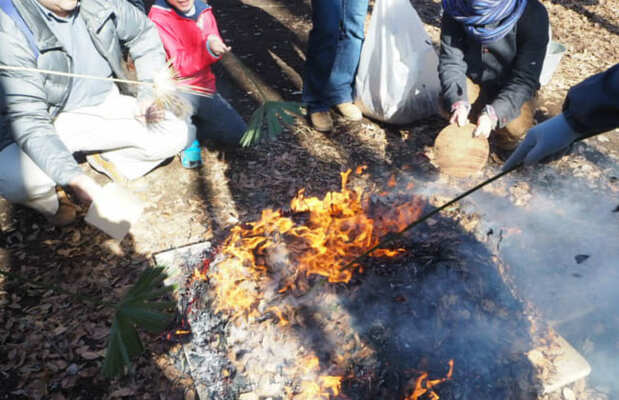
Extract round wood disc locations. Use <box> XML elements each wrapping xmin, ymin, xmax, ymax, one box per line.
<box><xmin>433</xmin><ymin>124</ymin><xmax>489</xmax><ymax>178</ymax></box>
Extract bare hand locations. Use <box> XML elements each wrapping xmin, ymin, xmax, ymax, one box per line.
<box><xmin>67</xmin><ymin>174</ymin><xmax>102</xmax><ymax>205</ymax></box>
<box><xmin>207</xmin><ymin>35</ymin><xmax>231</xmax><ymax>57</ymax></box>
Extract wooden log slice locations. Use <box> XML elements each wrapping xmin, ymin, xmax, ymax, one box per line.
<box><xmin>433</xmin><ymin>124</ymin><xmax>489</xmax><ymax>178</ymax></box>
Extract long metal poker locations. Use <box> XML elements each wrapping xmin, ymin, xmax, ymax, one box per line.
<box><xmin>342</xmin><ymin>163</ymin><xmax>521</xmax><ymax>269</ymax></box>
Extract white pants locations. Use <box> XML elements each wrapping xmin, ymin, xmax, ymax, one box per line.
<box><xmin>0</xmin><ymin>86</ymin><xmax>195</xmax><ymax>215</ymax></box>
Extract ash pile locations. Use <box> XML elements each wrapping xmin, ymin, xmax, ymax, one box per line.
<box><xmin>155</xmin><ymin>169</ymin><xmax>594</xmax><ymax>400</ymax></box>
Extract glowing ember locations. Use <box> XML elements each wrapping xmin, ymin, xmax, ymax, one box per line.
<box><xmin>405</xmin><ymin>360</ymin><xmax>454</xmax><ymax>400</ymax></box>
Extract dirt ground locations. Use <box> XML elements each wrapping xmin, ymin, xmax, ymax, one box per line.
<box><xmin>0</xmin><ymin>0</ymin><xmax>617</xmax><ymax>399</ymax></box>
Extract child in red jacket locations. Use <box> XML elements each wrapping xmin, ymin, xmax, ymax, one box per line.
<box><xmin>149</xmin><ymin>0</ymin><xmax>246</xmax><ymax>146</ymax></box>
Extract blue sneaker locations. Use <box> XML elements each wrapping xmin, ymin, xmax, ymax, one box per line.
<box><xmin>180</xmin><ymin>140</ymin><xmax>202</xmax><ymax>169</ymax></box>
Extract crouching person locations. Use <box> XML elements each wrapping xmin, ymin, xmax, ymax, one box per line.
<box><xmin>0</xmin><ymin>0</ymin><xmax>194</xmax><ymax>226</ymax></box>
<box><xmin>149</xmin><ymin>0</ymin><xmax>247</xmax><ymax>148</ymax></box>
<box><xmin>439</xmin><ymin>0</ymin><xmax>549</xmax><ymax>150</ymax></box>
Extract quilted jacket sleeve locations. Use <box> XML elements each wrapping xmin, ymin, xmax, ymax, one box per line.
<box><xmin>490</xmin><ymin>1</ymin><xmax>548</xmax><ymax>127</ymax></box>
<box><xmin>563</xmin><ymin>63</ymin><xmax>619</xmax><ymax>137</ymax></box>
<box><xmin>111</xmin><ymin>0</ymin><xmax>167</xmax><ymax>94</ymax></box>
<box><xmin>0</xmin><ymin>16</ymin><xmax>82</xmax><ymax>186</ymax></box>
<box><xmin>438</xmin><ymin>15</ymin><xmax>470</xmax><ymax>110</ymax></box>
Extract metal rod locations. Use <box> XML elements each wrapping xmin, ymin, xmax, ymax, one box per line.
<box><xmin>342</xmin><ymin>163</ymin><xmax>521</xmax><ymax>269</ymax></box>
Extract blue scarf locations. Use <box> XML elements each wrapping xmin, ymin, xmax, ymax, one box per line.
<box><xmin>442</xmin><ymin>0</ymin><xmax>528</xmax><ymax>44</ymax></box>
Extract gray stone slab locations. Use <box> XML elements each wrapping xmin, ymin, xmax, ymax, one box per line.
<box><xmin>527</xmin><ymin>334</ymin><xmax>592</xmax><ymax>395</ymax></box>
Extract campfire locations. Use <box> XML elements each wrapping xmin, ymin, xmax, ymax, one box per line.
<box><xmin>209</xmin><ymin>167</ymin><xmax>424</xmax><ymax>316</ymax></box>
<box><xmin>157</xmin><ymin>167</ymin><xmax>550</xmax><ymax>399</ymax></box>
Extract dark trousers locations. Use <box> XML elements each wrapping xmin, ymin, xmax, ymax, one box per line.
<box><xmin>182</xmin><ymin>93</ymin><xmax>247</xmax><ymax>146</ymax></box>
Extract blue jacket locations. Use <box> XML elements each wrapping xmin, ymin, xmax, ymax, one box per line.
<box><xmin>563</xmin><ymin>64</ymin><xmax>619</xmax><ymax>138</ymax></box>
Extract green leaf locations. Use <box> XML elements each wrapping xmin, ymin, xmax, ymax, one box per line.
<box><xmin>240</xmin><ymin>101</ymin><xmax>305</xmax><ymax>147</ymax></box>
<box><xmin>102</xmin><ymin>314</ymin><xmax>142</xmax><ymax>378</ymax></box>
<box><xmin>102</xmin><ymin>266</ymin><xmax>175</xmax><ymax>378</ymax></box>
<box><xmin>240</xmin><ymin>105</ymin><xmax>265</xmax><ymax>147</ymax></box>
<box><xmin>120</xmin><ymin>306</ymin><xmax>173</xmax><ymax>333</ymax></box>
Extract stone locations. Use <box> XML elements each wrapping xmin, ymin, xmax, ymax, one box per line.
<box><xmin>527</xmin><ymin>334</ymin><xmax>591</xmax><ymax>394</ymax></box>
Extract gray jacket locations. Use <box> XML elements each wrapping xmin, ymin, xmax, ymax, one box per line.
<box><xmin>0</xmin><ymin>0</ymin><xmax>167</xmax><ymax>185</ymax></box>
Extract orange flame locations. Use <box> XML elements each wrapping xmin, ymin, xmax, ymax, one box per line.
<box><xmin>406</xmin><ymin>360</ymin><xmax>454</xmax><ymax>400</ymax></box>
<box><xmin>266</xmin><ymin>306</ymin><xmax>290</xmax><ymax>326</ymax></box>
<box><xmin>296</xmin><ymin>355</ymin><xmax>343</xmax><ymax>399</ymax></box>
<box><xmin>194</xmin><ymin>168</ymin><xmax>424</xmax><ymax>400</ymax></box>
<box><xmin>191</xmin><ymin>267</ymin><xmax>208</xmax><ymax>282</ymax></box>
<box><xmin>388</xmin><ymin>174</ymin><xmax>397</xmax><ymax>187</ymax></box>
<box><xmin>209</xmin><ymin>169</ymin><xmax>424</xmax><ymax>317</ymax></box>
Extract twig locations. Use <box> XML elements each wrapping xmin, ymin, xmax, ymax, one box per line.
<box><xmin>0</xmin><ymin>64</ymin><xmax>212</xmax><ymax>98</ymax></box>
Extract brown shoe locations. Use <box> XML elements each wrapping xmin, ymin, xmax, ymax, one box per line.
<box><xmin>310</xmin><ymin>111</ymin><xmax>334</xmax><ymax>132</ymax></box>
<box><xmin>335</xmin><ymin>102</ymin><xmax>362</xmax><ymax>121</ymax></box>
<box><xmin>47</xmin><ymin>189</ymin><xmax>77</xmax><ymax>227</ymax></box>
<box><xmin>87</xmin><ymin>153</ymin><xmax>127</xmax><ymax>183</ymax></box>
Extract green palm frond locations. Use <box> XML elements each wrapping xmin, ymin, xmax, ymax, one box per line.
<box><xmin>102</xmin><ymin>266</ymin><xmax>175</xmax><ymax>378</ymax></box>
<box><xmin>240</xmin><ymin>101</ymin><xmax>305</xmax><ymax>147</ymax></box>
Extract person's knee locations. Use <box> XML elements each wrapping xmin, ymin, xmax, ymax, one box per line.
<box><xmin>143</xmin><ymin>117</ymin><xmax>196</xmax><ymax>159</ymax></box>
<box><xmin>1</xmin><ymin>180</ymin><xmax>56</xmax><ymax>205</ymax></box>
<box><xmin>505</xmin><ymin>101</ymin><xmax>536</xmax><ymax>140</ymax></box>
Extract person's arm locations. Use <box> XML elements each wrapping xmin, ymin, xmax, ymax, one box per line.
<box><xmin>490</xmin><ymin>2</ymin><xmax>548</xmax><ymax>128</ymax></box>
<box><xmin>503</xmin><ymin>64</ymin><xmax>619</xmax><ymax>170</ymax></box>
<box><xmin>438</xmin><ymin>15</ymin><xmax>469</xmax><ymax>112</ymax></box>
<box><xmin>126</xmin><ymin>0</ymin><xmax>146</xmax><ymax>13</ymax></box>
<box><xmin>110</xmin><ymin>0</ymin><xmax>168</xmax><ymax>97</ymax></box>
<box><xmin>0</xmin><ymin>21</ymin><xmax>82</xmax><ymax>186</ymax></box>
<box><xmin>200</xmin><ymin>8</ymin><xmax>230</xmax><ymax>59</ymax></box>
<box><xmin>563</xmin><ymin>63</ymin><xmax>619</xmax><ymax>138</ymax></box>
<box><xmin>149</xmin><ymin>12</ymin><xmax>220</xmax><ymax>79</ymax></box>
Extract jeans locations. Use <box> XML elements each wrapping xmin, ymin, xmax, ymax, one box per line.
<box><xmin>182</xmin><ymin>93</ymin><xmax>247</xmax><ymax>146</ymax></box>
<box><xmin>303</xmin><ymin>0</ymin><xmax>369</xmax><ymax>113</ymax></box>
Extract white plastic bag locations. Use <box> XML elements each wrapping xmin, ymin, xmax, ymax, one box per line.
<box><xmin>539</xmin><ymin>26</ymin><xmax>566</xmax><ymax>86</ymax></box>
<box><xmin>355</xmin><ymin>0</ymin><xmax>440</xmax><ymax>124</ymax></box>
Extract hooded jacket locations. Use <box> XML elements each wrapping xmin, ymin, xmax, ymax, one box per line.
<box><xmin>563</xmin><ymin>63</ymin><xmax>619</xmax><ymax>138</ymax></box>
<box><xmin>439</xmin><ymin>0</ymin><xmax>549</xmax><ymax>127</ymax></box>
<box><xmin>0</xmin><ymin>0</ymin><xmax>167</xmax><ymax>185</ymax></box>
<box><xmin>148</xmin><ymin>0</ymin><xmax>223</xmax><ymax>93</ymax></box>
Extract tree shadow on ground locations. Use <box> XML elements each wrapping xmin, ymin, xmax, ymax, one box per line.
<box><xmin>551</xmin><ymin>0</ymin><xmax>619</xmax><ymax>35</ymax></box>
<box><xmin>211</xmin><ymin>0</ymin><xmax>308</xmax><ymax>105</ymax></box>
